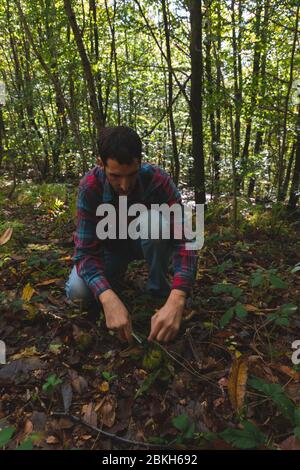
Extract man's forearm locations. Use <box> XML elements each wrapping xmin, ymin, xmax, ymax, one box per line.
<box><xmin>99</xmin><ymin>288</ymin><xmax>118</xmax><ymax>305</ymax></box>
<box><xmin>167</xmin><ymin>289</ymin><xmax>187</xmax><ymax>306</ymax></box>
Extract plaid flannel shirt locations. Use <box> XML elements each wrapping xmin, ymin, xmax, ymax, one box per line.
<box><xmin>73</xmin><ymin>163</ymin><xmax>198</xmax><ymax>299</ymax></box>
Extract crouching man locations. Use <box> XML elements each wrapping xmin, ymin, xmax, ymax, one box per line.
<box><xmin>66</xmin><ymin>126</ymin><xmax>198</xmax><ymax>343</ymax></box>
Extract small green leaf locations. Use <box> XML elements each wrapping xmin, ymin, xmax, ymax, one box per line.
<box><xmin>268</xmin><ymin>273</ymin><xmax>287</xmax><ymax>289</ymax></box>
<box><xmin>235</xmin><ymin>303</ymin><xmax>248</xmax><ymax>319</ymax></box>
<box><xmin>220</xmin><ymin>420</ymin><xmax>267</xmax><ymax>449</ymax></box>
<box><xmin>220</xmin><ymin>307</ymin><xmax>235</xmax><ymax>328</ymax></box>
<box><xmin>0</xmin><ymin>427</ymin><xmax>15</xmax><ymax>447</ymax></box>
<box><xmin>172</xmin><ymin>414</ymin><xmax>190</xmax><ymax>432</ymax></box>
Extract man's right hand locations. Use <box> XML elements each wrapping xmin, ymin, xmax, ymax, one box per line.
<box><xmin>99</xmin><ymin>289</ymin><xmax>132</xmax><ymax>343</ymax></box>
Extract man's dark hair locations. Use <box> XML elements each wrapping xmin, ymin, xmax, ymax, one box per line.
<box><xmin>98</xmin><ymin>126</ymin><xmax>142</xmax><ymax>165</ymax></box>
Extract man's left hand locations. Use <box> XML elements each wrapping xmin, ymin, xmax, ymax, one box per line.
<box><xmin>148</xmin><ymin>290</ymin><xmax>186</xmax><ymax>343</ymax></box>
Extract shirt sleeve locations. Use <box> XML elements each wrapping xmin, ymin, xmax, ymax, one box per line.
<box><xmin>152</xmin><ymin>167</ymin><xmax>199</xmax><ymax>295</ymax></box>
<box><xmin>73</xmin><ymin>185</ymin><xmax>111</xmax><ymax>299</ymax></box>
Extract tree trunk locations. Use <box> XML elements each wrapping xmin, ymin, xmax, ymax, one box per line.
<box><xmin>288</xmin><ymin>105</ymin><xmax>300</xmax><ymax>210</ymax></box>
<box><xmin>277</xmin><ymin>3</ymin><xmax>299</xmax><ymax>201</ymax></box>
<box><xmin>161</xmin><ymin>0</ymin><xmax>180</xmax><ymax>185</ymax></box>
<box><xmin>189</xmin><ymin>0</ymin><xmax>205</xmax><ymax>204</ymax></box>
<box><xmin>64</xmin><ymin>0</ymin><xmax>104</xmax><ymax>139</ymax></box>
<box><xmin>240</xmin><ymin>0</ymin><xmax>262</xmax><ymax>188</ymax></box>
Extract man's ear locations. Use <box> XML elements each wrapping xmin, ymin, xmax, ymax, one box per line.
<box><xmin>97</xmin><ymin>157</ymin><xmax>104</xmax><ymax>170</ymax></box>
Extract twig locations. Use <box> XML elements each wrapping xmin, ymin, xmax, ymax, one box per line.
<box><xmin>51</xmin><ymin>412</ymin><xmax>173</xmax><ymax>449</ymax></box>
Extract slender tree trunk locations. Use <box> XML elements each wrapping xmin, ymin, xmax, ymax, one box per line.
<box><xmin>277</xmin><ymin>3</ymin><xmax>299</xmax><ymax>201</ymax></box>
<box><xmin>240</xmin><ymin>0</ymin><xmax>262</xmax><ymax>188</ymax></box>
<box><xmin>288</xmin><ymin>104</ymin><xmax>300</xmax><ymax>210</ymax></box>
<box><xmin>104</xmin><ymin>0</ymin><xmax>121</xmax><ymax>125</ymax></box>
<box><xmin>64</xmin><ymin>0</ymin><xmax>104</xmax><ymax>138</ymax></box>
<box><xmin>248</xmin><ymin>0</ymin><xmax>270</xmax><ymax>198</ymax></box>
<box><xmin>16</xmin><ymin>0</ymin><xmax>87</xmax><ymax>172</ymax></box>
<box><xmin>0</xmin><ymin>105</ymin><xmax>5</xmax><ymax>170</ymax></box>
<box><xmin>204</xmin><ymin>0</ymin><xmax>218</xmax><ymax>196</ymax></box>
<box><xmin>231</xmin><ymin>0</ymin><xmax>242</xmax><ymax>192</ymax></box>
<box><xmin>189</xmin><ymin>0</ymin><xmax>205</xmax><ymax>204</ymax></box>
<box><xmin>161</xmin><ymin>0</ymin><xmax>180</xmax><ymax>184</ymax></box>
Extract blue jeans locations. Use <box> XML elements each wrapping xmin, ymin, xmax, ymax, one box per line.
<box><xmin>65</xmin><ymin>209</ymin><xmax>173</xmax><ymax>306</ymax></box>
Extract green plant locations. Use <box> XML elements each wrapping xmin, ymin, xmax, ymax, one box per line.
<box><xmin>250</xmin><ymin>268</ymin><xmax>287</xmax><ymax>292</ymax></box>
<box><xmin>249</xmin><ymin>376</ymin><xmax>300</xmax><ymax>437</ymax></box>
<box><xmin>0</xmin><ymin>427</ymin><xmax>15</xmax><ymax>448</ymax></box>
<box><xmin>220</xmin><ymin>420</ymin><xmax>267</xmax><ymax>449</ymax></box>
<box><xmin>102</xmin><ymin>371</ymin><xmax>117</xmax><ymax>383</ymax></box>
<box><xmin>42</xmin><ymin>374</ymin><xmax>62</xmax><ymax>393</ymax></box>
<box><xmin>172</xmin><ymin>414</ymin><xmax>196</xmax><ymax>444</ymax></box>
<box><xmin>268</xmin><ymin>303</ymin><xmax>298</xmax><ymax>327</ymax></box>
<box><xmin>220</xmin><ymin>302</ymin><xmax>248</xmax><ymax>328</ymax></box>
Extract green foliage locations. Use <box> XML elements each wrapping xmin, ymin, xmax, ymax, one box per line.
<box><xmin>268</xmin><ymin>303</ymin><xmax>298</xmax><ymax>327</ymax></box>
<box><xmin>220</xmin><ymin>302</ymin><xmax>248</xmax><ymax>328</ymax></box>
<box><xmin>220</xmin><ymin>420</ymin><xmax>267</xmax><ymax>449</ymax></box>
<box><xmin>249</xmin><ymin>376</ymin><xmax>297</xmax><ymax>424</ymax></box>
<box><xmin>0</xmin><ymin>427</ymin><xmax>15</xmax><ymax>448</ymax></box>
<box><xmin>250</xmin><ymin>268</ymin><xmax>288</xmax><ymax>292</ymax></box>
<box><xmin>42</xmin><ymin>374</ymin><xmax>62</xmax><ymax>393</ymax></box>
<box><xmin>102</xmin><ymin>371</ymin><xmax>117</xmax><ymax>383</ymax></box>
<box><xmin>212</xmin><ymin>282</ymin><xmax>242</xmax><ymax>299</ymax></box>
<box><xmin>172</xmin><ymin>414</ymin><xmax>196</xmax><ymax>442</ymax></box>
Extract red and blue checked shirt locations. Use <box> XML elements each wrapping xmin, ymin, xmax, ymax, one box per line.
<box><xmin>73</xmin><ymin>162</ymin><xmax>198</xmax><ymax>299</ymax></box>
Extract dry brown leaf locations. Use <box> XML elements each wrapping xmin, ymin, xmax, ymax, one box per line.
<box><xmin>82</xmin><ymin>402</ymin><xmax>97</xmax><ymax>427</ymax></box>
<box><xmin>271</xmin><ymin>364</ymin><xmax>300</xmax><ymax>382</ymax></box>
<box><xmin>279</xmin><ymin>436</ymin><xmax>300</xmax><ymax>450</ymax></box>
<box><xmin>0</xmin><ymin>227</ymin><xmax>13</xmax><ymax>245</ymax></box>
<box><xmin>69</xmin><ymin>369</ymin><xmax>88</xmax><ymax>395</ymax></box>
<box><xmin>35</xmin><ymin>278</ymin><xmax>62</xmax><ymax>287</ymax></box>
<box><xmin>97</xmin><ymin>396</ymin><xmax>116</xmax><ymax>428</ymax></box>
<box><xmin>46</xmin><ymin>435</ymin><xmax>59</xmax><ymax>445</ymax></box>
<box><xmin>244</xmin><ymin>304</ymin><xmax>258</xmax><ymax>312</ymax></box>
<box><xmin>228</xmin><ymin>357</ymin><xmax>248</xmax><ymax>412</ymax></box>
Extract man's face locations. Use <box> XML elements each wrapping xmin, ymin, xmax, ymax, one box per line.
<box><xmin>99</xmin><ymin>158</ymin><xmax>140</xmax><ymax>196</ymax></box>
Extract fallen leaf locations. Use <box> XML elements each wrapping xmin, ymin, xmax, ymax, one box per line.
<box><xmin>11</xmin><ymin>346</ymin><xmax>39</xmax><ymax>361</ymax></box>
<box><xmin>0</xmin><ymin>358</ymin><xmax>45</xmax><ymax>385</ymax></box>
<box><xmin>22</xmin><ymin>283</ymin><xmax>36</xmax><ymax>302</ymax></box>
<box><xmin>228</xmin><ymin>357</ymin><xmax>248</xmax><ymax>412</ymax></box>
<box><xmin>0</xmin><ymin>227</ymin><xmax>13</xmax><ymax>245</ymax></box>
<box><xmin>61</xmin><ymin>382</ymin><xmax>73</xmax><ymax>413</ymax></box>
<box><xmin>99</xmin><ymin>381</ymin><xmax>109</xmax><ymax>393</ymax></box>
<box><xmin>244</xmin><ymin>304</ymin><xmax>258</xmax><ymax>312</ymax></box>
<box><xmin>23</xmin><ymin>304</ymin><xmax>38</xmax><ymax>321</ymax></box>
<box><xmin>279</xmin><ymin>436</ymin><xmax>300</xmax><ymax>450</ymax></box>
<box><xmin>46</xmin><ymin>435</ymin><xmax>59</xmax><ymax>445</ymax></box>
<box><xmin>96</xmin><ymin>396</ymin><xmax>116</xmax><ymax>428</ymax></box>
<box><xmin>271</xmin><ymin>364</ymin><xmax>300</xmax><ymax>382</ymax></box>
<box><xmin>35</xmin><ymin>278</ymin><xmax>62</xmax><ymax>287</ymax></box>
<box><xmin>69</xmin><ymin>369</ymin><xmax>88</xmax><ymax>395</ymax></box>
<box><xmin>82</xmin><ymin>403</ymin><xmax>97</xmax><ymax>427</ymax></box>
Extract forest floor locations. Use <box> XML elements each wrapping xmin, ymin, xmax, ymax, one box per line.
<box><xmin>0</xmin><ymin>183</ymin><xmax>300</xmax><ymax>450</ymax></box>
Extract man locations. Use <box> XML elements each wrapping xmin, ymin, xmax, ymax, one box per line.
<box><xmin>66</xmin><ymin>126</ymin><xmax>198</xmax><ymax>343</ymax></box>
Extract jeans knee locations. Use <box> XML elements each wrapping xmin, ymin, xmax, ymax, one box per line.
<box><xmin>65</xmin><ymin>267</ymin><xmax>93</xmax><ymax>302</ymax></box>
